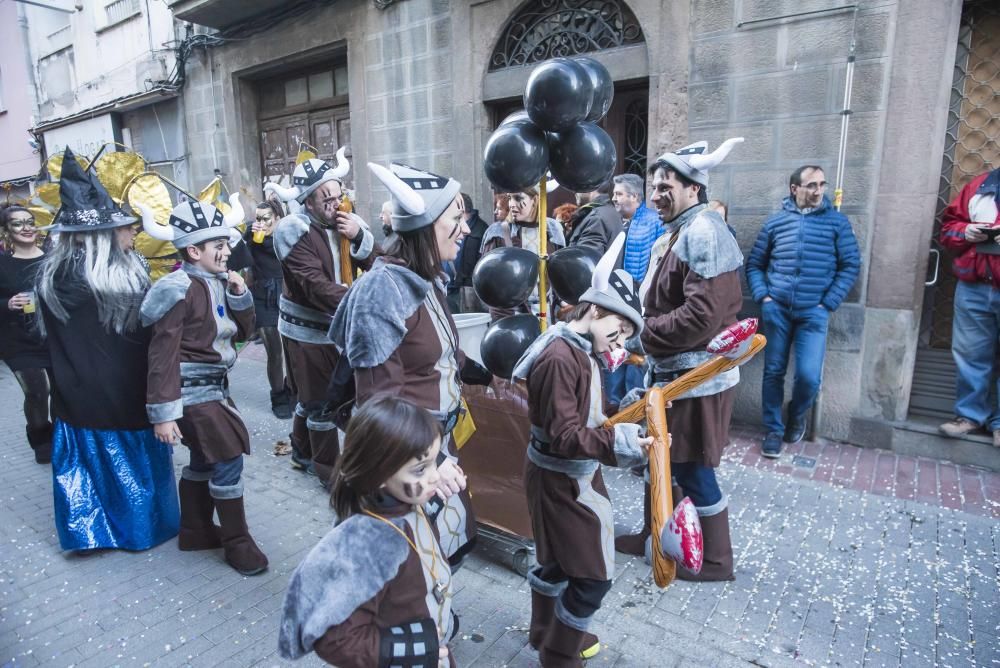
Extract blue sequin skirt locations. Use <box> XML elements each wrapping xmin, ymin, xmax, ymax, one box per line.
<box><xmin>52</xmin><ymin>420</ymin><xmax>180</xmax><ymax>551</ymax></box>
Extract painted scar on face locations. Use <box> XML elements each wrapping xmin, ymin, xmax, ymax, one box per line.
<box><xmin>403</xmin><ymin>482</ymin><xmax>424</xmax><ymax>499</ymax></box>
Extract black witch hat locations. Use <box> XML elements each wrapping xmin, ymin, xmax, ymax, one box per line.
<box><xmin>42</xmin><ymin>147</ymin><xmax>136</xmax><ymax>232</ymax></box>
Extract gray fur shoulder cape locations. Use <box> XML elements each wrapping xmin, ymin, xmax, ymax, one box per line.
<box><xmin>278</xmin><ymin>514</ymin><xmax>410</xmax><ymax>659</ymax></box>
<box><xmin>139</xmin><ymin>268</ymin><xmax>191</xmax><ymax>327</ymax></box>
<box><xmin>328</xmin><ymin>257</ymin><xmax>434</xmax><ymax>368</ymax></box>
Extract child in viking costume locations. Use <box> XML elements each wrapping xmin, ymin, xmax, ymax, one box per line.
<box><xmin>616</xmin><ymin>139</ymin><xmax>744</xmax><ymax>582</ymax></box>
<box><xmin>511</xmin><ymin>235</ymin><xmax>650</xmax><ymax>667</ymax></box>
<box><xmin>264</xmin><ymin>148</ymin><xmax>376</xmax><ymax>484</ymax></box>
<box><xmin>481</xmin><ymin>178</ymin><xmax>565</xmax><ymax>321</ymax></box>
<box><xmin>34</xmin><ymin>148</ymin><xmax>180</xmax><ymax>551</ymax></box>
<box><xmin>279</xmin><ymin>396</ymin><xmax>458</xmax><ymax>667</ymax></box>
<box><xmin>329</xmin><ymin>162</ymin><xmax>493</xmax><ymax>568</ymax></box>
<box><xmin>137</xmin><ymin>196</ymin><xmax>269</xmax><ymax>576</ymax></box>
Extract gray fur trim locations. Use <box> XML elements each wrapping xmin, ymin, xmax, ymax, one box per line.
<box><xmin>278</xmin><ymin>295</ymin><xmax>333</xmax><ymax>345</ymax></box>
<box><xmin>139</xmin><ymin>269</ymin><xmax>190</xmax><ymax>326</ymax></box>
<box><xmin>555</xmin><ymin>595</ymin><xmax>594</xmax><ymax>632</ymax></box>
<box><xmin>671</xmin><ymin>208</ymin><xmax>743</xmax><ymax>279</ymax></box>
<box><xmin>278</xmin><ymin>515</ymin><xmax>411</xmax><ymax>659</ymax></box>
<box><xmin>209</xmin><ymin>479</ymin><xmax>244</xmax><ymax>500</ymax></box>
<box><xmin>306</xmin><ymin>417</ymin><xmax>336</xmax><ymax>432</ymax></box>
<box><xmin>181</xmin><ymin>466</ymin><xmax>213</xmax><ymax>482</ymax></box>
<box><xmin>173</xmin><ymin>227</ymin><xmax>231</xmax><ymax>249</ymax></box>
<box><xmin>695</xmin><ymin>494</ymin><xmax>728</xmax><ymax>517</ymax></box>
<box><xmin>180</xmin><ymin>362</ymin><xmax>230</xmax><ymax>406</ymax></box>
<box><xmin>226</xmin><ymin>288</ymin><xmax>253</xmax><ymax>311</ymax></box>
<box><xmin>273</xmin><ymin>213</ymin><xmax>311</xmax><ymax>261</ymax></box>
<box><xmin>526</xmin><ymin>442</ymin><xmax>599</xmax><ymax>477</ymax></box>
<box><xmin>527</xmin><ymin>566</ymin><xmax>568</xmax><ymax>598</ymax></box>
<box><xmin>147</xmin><ymin>399</ymin><xmax>183</xmax><ymax>424</ymax></box>
<box><xmin>294</xmin><ymin>402</ymin><xmax>308</xmax><ymax>418</ymax></box>
<box><xmin>511</xmin><ymin>322</ymin><xmax>590</xmax><ymax>381</ymax></box>
<box><xmin>350</xmin><ymin>225</ymin><xmax>375</xmax><ymax>260</ymax></box>
<box><xmin>328</xmin><ymin>258</ymin><xmax>433</xmax><ymax>368</ymax></box>
<box><xmin>612</xmin><ymin>423</ymin><xmax>647</xmax><ymax>469</ymax></box>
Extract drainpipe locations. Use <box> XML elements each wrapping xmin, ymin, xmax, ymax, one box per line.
<box><xmin>17</xmin><ymin>2</ymin><xmax>43</xmax><ymax>171</ymax></box>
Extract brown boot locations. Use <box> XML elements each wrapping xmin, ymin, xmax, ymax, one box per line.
<box><xmin>675</xmin><ymin>507</ymin><xmax>734</xmax><ymax>582</ymax></box>
<box><xmin>177</xmin><ymin>472</ymin><xmax>222</xmax><ymax>551</ymax></box>
<box><xmin>213</xmin><ymin>491</ymin><xmax>268</xmax><ymax>576</ymax></box>
<box><xmin>614</xmin><ymin>483</ymin><xmax>650</xmax><ymax>556</ymax></box>
<box><xmin>529</xmin><ymin>590</ymin><xmax>555</xmax><ymax>650</ymax></box>
<box><xmin>289</xmin><ymin>411</ymin><xmax>311</xmax><ymax>470</ymax></box>
<box><xmin>308</xmin><ymin>422</ymin><xmax>340</xmax><ymax>488</ymax></box>
<box><xmin>540</xmin><ymin>617</ymin><xmax>587</xmax><ymax>668</ymax></box>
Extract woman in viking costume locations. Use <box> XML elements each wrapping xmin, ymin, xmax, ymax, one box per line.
<box><xmin>279</xmin><ymin>397</ymin><xmax>459</xmax><ymax>666</ymax></box>
<box><xmin>137</xmin><ymin>193</ymin><xmax>269</xmax><ymax>576</ymax></box>
<box><xmin>511</xmin><ymin>235</ymin><xmax>650</xmax><ymax>666</ymax></box>
<box><xmin>34</xmin><ymin>148</ymin><xmax>179</xmax><ymax>551</ymax></box>
<box><xmin>329</xmin><ymin>162</ymin><xmax>493</xmax><ymax>568</ymax></box>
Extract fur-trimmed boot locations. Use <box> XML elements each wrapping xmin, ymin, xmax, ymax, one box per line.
<box><xmin>614</xmin><ymin>483</ymin><xmax>650</xmax><ymax>556</ymax></box>
<box><xmin>540</xmin><ymin>617</ymin><xmax>589</xmax><ymax>668</ymax></box>
<box><xmin>675</xmin><ymin>507</ymin><xmax>734</xmax><ymax>582</ymax></box>
<box><xmin>307</xmin><ymin>420</ymin><xmax>340</xmax><ymax>488</ymax></box>
<box><xmin>270</xmin><ymin>386</ymin><xmax>293</xmax><ymax>420</ymax></box>
<box><xmin>212</xmin><ymin>485</ymin><xmax>268</xmax><ymax>576</ymax></box>
<box><xmin>26</xmin><ymin>423</ymin><xmax>53</xmax><ymax>465</ymax></box>
<box><xmin>177</xmin><ymin>469</ymin><xmax>222</xmax><ymax>551</ymax></box>
<box><xmin>289</xmin><ymin>408</ymin><xmax>311</xmax><ymax>471</ymax></box>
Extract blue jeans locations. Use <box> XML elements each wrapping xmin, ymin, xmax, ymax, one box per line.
<box><xmin>603</xmin><ymin>364</ymin><xmax>646</xmax><ymax>410</ymax></box>
<box><xmin>951</xmin><ymin>280</ymin><xmax>1000</xmax><ymax>429</ymax></box>
<box><xmin>672</xmin><ymin>462</ymin><xmax>723</xmax><ymax>510</ymax></box>
<box><xmin>188</xmin><ymin>449</ymin><xmax>244</xmax><ymax>488</ymax></box>
<box><xmin>760</xmin><ymin>299</ymin><xmax>830</xmax><ymax>434</ymax></box>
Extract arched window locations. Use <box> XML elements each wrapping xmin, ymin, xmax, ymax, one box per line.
<box><xmin>489</xmin><ymin>0</ymin><xmax>644</xmax><ymax>71</ymax></box>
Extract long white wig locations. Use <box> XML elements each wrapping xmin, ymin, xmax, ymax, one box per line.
<box><xmin>35</xmin><ymin>228</ymin><xmax>151</xmax><ymax>336</ymax></box>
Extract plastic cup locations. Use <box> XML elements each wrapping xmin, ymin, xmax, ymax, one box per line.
<box><xmin>253</xmin><ymin>230</ymin><xmax>266</xmax><ymax>244</ymax></box>
<box><xmin>22</xmin><ymin>292</ymin><xmax>35</xmax><ymax>314</ymax></box>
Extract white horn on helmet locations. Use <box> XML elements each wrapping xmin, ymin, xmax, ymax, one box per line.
<box><xmin>222</xmin><ymin>193</ymin><xmax>245</xmax><ymax>228</ymax></box>
<box><xmin>137</xmin><ymin>203</ymin><xmax>175</xmax><ymax>241</ymax></box>
<box><xmin>263</xmin><ymin>181</ymin><xmax>300</xmax><ymax>203</ymax></box>
<box><xmin>330</xmin><ymin>146</ymin><xmax>350</xmax><ymax>180</ymax></box>
<box><xmin>368</xmin><ymin>162</ymin><xmax>425</xmax><ymax>215</ymax></box>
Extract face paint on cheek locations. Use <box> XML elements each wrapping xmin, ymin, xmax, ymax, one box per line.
<box><xmin>403</xmin><ymin>482</ymin><xmax>424</xmax><ymax>499</ymax></box>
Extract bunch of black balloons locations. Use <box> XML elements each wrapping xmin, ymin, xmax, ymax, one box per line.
<box><xmin>484</xmin><ymin>56</ymin><xmax>616</xmax><ymax>194</ymax></box>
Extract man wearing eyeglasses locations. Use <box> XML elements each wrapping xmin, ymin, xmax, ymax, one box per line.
<box><xmin>746</xmin><ymin>165</ymin><xmax>860</xmax><ymax>458</ymax></box>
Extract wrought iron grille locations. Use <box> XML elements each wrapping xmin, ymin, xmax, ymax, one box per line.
<box><xmin>623</xmin><ymin>98</ymin><xmax>647</xmax><ymax>177</ymax></box>
<box><xmin>489</xmin><ymin>0</ymin><xmax>644</xmax><ymax>71</ymax></box>
<box><xmin>921</xmin><ymin>0</ymin><xmax>1000</xmax><ymax>350</ymax></box>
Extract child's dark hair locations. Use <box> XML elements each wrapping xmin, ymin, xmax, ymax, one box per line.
<box><xmin>179</xmin><ymin>240</ymin><xmax>209</xmax><ymax>263</ymax></box>
<box><xmin>566</xmin><ymin>301</ymin><xmax>618</xmax><ymax>322</ymax></box>
<box><xmin>330</xmin><ymin>396</ymin><xmax>442</xmax><ymax>521</ymax></box>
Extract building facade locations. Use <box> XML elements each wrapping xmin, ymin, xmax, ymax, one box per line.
<box><xmin>163</xmin><ymin>0</ymin><xmax>998</xmax><ymax>465</ymax></box>
<box><xmin>0</xmin><ymin>0</ymin><xmax>42</xmax><ymax>199</ymax></box>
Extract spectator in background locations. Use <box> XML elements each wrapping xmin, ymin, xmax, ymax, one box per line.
<box><xmin>937</xmin><ymin>167</ymin><xmax>1000</xmax><ymax>447</ymax></box>
<box><xmin>567</xmin><ymin>179</ymin><xmax>623</xmax><ymax>254</ymax></box>
<box><xmin>494</xmin><ymin>192</ymin><xmax>510</xmax><ymax>223</ymax></box>
<box><xmin>746</xmin><ymin>165</ymin><xmax>860</xmax><ymax>458</ymax></box>
<box><xmin>553</xmin><ymin>202</ymin><xmax>578</xmax><ymax>237</ymax></box>
<box><xmin>450</xmin><ymin>193</ymin><xmax>489</xmax><ymax>313</ymax></box>
<box><xmin>379</xmin><ymin>200</ymin><xmax>399</xmax><ymax>250</ymax></box>
<box><xmin>708</xmin><ymin>199</ymin><xmax>728</xmax><ymax>221</ymax></box>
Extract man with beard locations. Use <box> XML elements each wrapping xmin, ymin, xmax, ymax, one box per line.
<box><xmin>264</xmin><ymin>148</ymin><xmax>376</xmax><ymax>486</ymax></box>
<box><xmin>614</xmin><ymin>139</ymin><xmax>745</xmax><ymax>582</ymax></box>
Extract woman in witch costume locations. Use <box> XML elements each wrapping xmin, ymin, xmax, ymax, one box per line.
<box><xmin>329</xmin><ymin>161</ymin><xmax>493</xmax><ymax>568</ymax></box>
<box><xmin>34</xmin><ymin>148</ymin><xmax>179</xmax><ymax>552</ymax></box>
<box><xmin>279</xmin><ymin>396</ymin><xmax>458</xmax><ymax>666</ymax></box>
<box><xmin>511</xmin><ymin>235</ymin><xmax>651</xmax><ymax>667</ymax></box>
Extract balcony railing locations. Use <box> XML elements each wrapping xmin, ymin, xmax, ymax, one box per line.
<box><xmin>104</xmin><ymin>0</ymin><xmax>140</xmax><ymax>27</ymax></box>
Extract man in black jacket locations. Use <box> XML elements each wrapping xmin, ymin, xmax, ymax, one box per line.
<box><xmin>567</xmin><ymin>179</ymin><xmax>624</xmax><ymax>254</ymax></box>
<box><xmin>449</xmin><ymin>192</ymin><xmax>489</xmax><ymax>312</ymax></box>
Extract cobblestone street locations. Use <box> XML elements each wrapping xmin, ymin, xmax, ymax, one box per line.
<box><xmin>1</xmin><ymin>351</ymin><xmax>998</xmax><ymax>667</ymax></box>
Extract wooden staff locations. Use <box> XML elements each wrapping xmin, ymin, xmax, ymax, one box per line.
<box><xmin>338</xmin><ymin>197</ymin><xmax>355</xmax><ymax>287</ymax></box>
<box><xmin>537</xmin><ymin>177</ymin><xmax>548</xmax><ymax>332</ymax></box>
<box><xmin>603</xmin><ymin>333</ymin><xmax>767</xmax><ymax>588</ymax></box>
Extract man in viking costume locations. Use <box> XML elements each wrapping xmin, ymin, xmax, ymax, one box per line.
<box><xmin>265</xmin><ymin>148</ymin><xmax>376</xmax><ymax>484</ymax></box>
<box><xmin>137</xmin><ymin>196</ymin><xmax>269</xmax><ymax>575</ymax></box>
<box><xmin>615</xmin><ymin>139</ymin><xmax>745</xmax><ymax>582</ymax></box>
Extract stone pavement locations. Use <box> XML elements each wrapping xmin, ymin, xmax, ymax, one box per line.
<box><xmin>1</xmin><ymin>350</ymin><xmax>998</xmax><ymax>667</ymax></box>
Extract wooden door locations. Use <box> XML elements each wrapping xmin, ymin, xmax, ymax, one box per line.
<box><xmin>259</xmin><ymin>106</ymin><xmax>351</xmax><ymax>186</ymax></box>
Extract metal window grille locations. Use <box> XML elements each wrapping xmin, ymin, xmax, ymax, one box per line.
<box><xmin>105</xmin><ymin>0</ymin><xmax>140</xmax><ymax>26</ymax></box>
<box><xmin>489</xmin><ymin>0</ymin><xmax>643</xmax><ymax>71</ymax></box>
<box><xmin>623</xmin><ymin>98</ymin><xmax>648</xmax><ymax>178</ymax></box>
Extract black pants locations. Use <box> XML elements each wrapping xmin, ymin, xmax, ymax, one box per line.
<box><xmin>258</xmin><ymin>326</ymin><xmax>285</xmax><ymax>393</ymax></box>
<box><xmin>12</xmin><ymin>367</ymin><xmax>51</xmax><ymax>444</ymax></box>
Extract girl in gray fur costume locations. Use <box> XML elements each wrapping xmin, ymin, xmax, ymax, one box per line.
<box><xmin>279</xmin><ymin>397</ymin><xmax>458</xmax><ymax>667</ymax></box>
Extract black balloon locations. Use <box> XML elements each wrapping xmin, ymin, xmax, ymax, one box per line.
<box><xmin>480</xmin><ymin>314</ymin><xmax>542</xmax><ymax>380</ymax></box>
<box><xmin>499</xmin><ymin>110</ymin><xmax>531</xmax><ymax>127</ymax></box>
<box><xmin>574</xmin><ymin>56</ymin><xmax>614</xmax><ymax>122</ymax></box>
<box><xmin>473</xmin><ymin>246</ymin><xmax>540</xmax><ymax>309</ymax></box>
<box><xmin>548</xmin><ymin>122</ymin><xmax>618</xmax><ymax>193</ymax></box>
<box><xmin>483</xmin><ymin>121</ymin><xmax>549</xmax><ymax>193</ymax></box>
<box><xmin>523</xmin><ymin>58</ymin><xmax>593</xmax><ymax>133</ymax></box>
<box><xmin>547</xmin><ymin>245</ymin><xmax>602</xmax><ymax>305</ymax></box>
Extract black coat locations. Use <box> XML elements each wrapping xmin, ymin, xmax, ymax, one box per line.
<box><xmin>453</xmin><ymin>210</ymin><xmax>490</xmax><ymax>288</ymax></box>
<box><xmin>566</xmin><ymin>196</ymin><xmax>624</xmax><ymax>254</ymax></box>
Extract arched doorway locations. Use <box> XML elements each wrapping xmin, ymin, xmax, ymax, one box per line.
<box><xmin>482</xmin><ymin>0</ymin><xmax>650</xmax><ymax>212</ymax></box>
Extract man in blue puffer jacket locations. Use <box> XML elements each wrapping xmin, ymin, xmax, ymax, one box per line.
<box><xmin>746</xmin><ymin>165</ymin><xmax>860</xmax><ymax>458</ymax></box>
